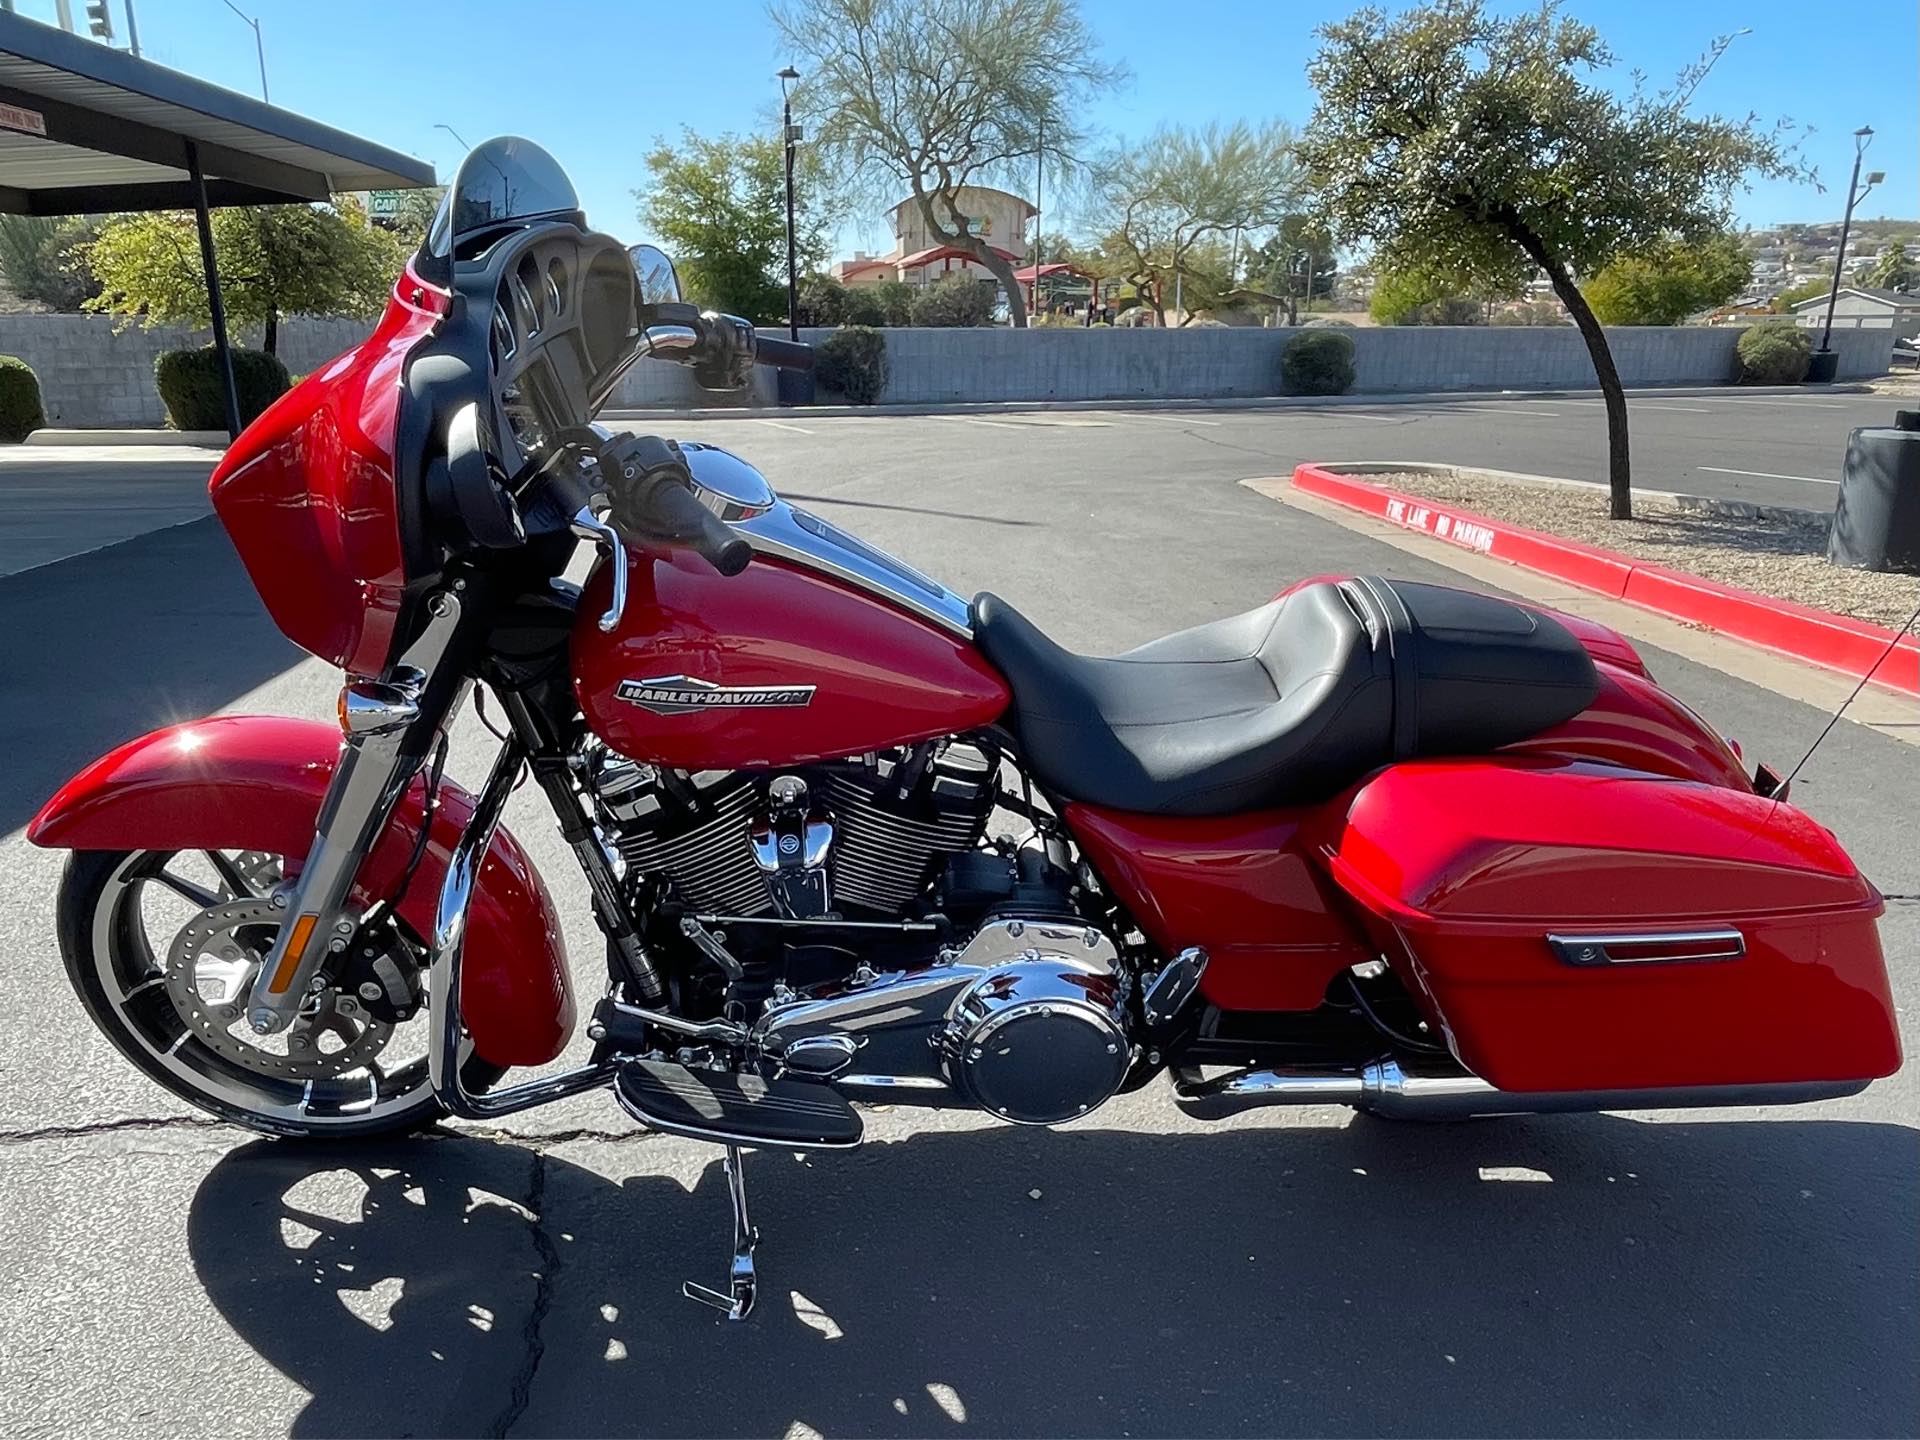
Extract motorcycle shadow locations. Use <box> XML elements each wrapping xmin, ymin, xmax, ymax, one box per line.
<box><xmin>187</xmin><ymin>1110</ymin><xmax>1920</xmax><ymax>1439</ymax></box>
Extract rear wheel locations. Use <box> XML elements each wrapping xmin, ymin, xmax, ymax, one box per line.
<box><xmin>58</xmin><ymin>848</ymin><xmax>501</xmax><ymax>1138</ymax></box>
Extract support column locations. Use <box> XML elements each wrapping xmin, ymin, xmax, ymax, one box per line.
<box><xmin>186</xmin><ymin>140</ymin><xmax>242</xmax><ymax>440</ymax></box>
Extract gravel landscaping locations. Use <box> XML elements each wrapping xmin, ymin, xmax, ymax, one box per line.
<box><xmin>1357</xmin><ymin>467</ymin><xmax>1920</xmax><ymax>630</ymax></box>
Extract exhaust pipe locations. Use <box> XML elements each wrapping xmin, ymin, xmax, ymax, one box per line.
<box><xmin>1172</xmin><ymin>1058</ymin><xmax>1866</xmax><ymax>1122</ymax></box>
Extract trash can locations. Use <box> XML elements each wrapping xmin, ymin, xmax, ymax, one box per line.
<box><xmin>776</xmin><ymin>367</ymin><xmax>816</xmax><ymax>407</ymax></box>
<box><xmin>1806</xmin><ymin>349</ymin><xmax>1840</xmax><ymax>384</ymax></box>
<box><xmin>1829</xmin><ymin>413</ymin><xmax>1920</xmax><ymax>574</ymax></box>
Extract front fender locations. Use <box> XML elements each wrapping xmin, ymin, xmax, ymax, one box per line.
<box><xmin>29</xmin><ymin>716</ymin><xmax>574</xmax><ymax>1068</ymax></box>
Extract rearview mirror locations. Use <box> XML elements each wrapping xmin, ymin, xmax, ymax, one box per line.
<box><xmin>630</xmin><ymin>244</ymin><xmax>683</xmax><ymax>305</ymax></box>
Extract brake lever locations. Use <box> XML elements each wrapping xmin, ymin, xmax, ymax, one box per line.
<box><xmin>569</xmin><ymin>506</ymin><xmax>628</xmax><ymax>632</ymax></box>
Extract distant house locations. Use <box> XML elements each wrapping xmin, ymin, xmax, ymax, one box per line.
<box><xmin>1790</xmin><ymin>286</ymin><xmax>1920</xmax><ymax>343</ymax></box>
<box><xmin>829</xmin><ymin>184</ymin><xmax>1037</xmax><ymax>291</ymax></box>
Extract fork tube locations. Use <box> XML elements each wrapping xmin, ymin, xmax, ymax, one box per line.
<box><xmin>495</xmin><ymin>688</ymin><xmax>667</xmax><ymax>1003</ymax></box>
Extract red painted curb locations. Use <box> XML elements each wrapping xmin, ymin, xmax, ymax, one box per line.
<box><xmin>1292</xmin><ymin>464</ymin><xmax>1918</xmax><ymax>698</ymax></box>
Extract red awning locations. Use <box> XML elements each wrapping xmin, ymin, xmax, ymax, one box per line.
<box><xmin>1013</xmin><ymin>262</ymin><xmax>1094</xmax><ymax>283</ymax></box>
<box><xmin>897</xmin><ymin>243</ymin><xmax>1019</xmax><ymax>269</ymax></box>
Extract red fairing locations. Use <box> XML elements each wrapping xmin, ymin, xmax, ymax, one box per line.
<box><xmin>27</xmin><ymin>716</ymin><xmax>573</xmax><ymax>1068</ymax></box>
<box><xmin>574</xmin><ymin>550</ymin><xmax>1010</xmax><ymax>770</ymax></box>
<box><xmin>1514</xmin><ymin>657</ymin><xmax>1752</xmax><ymax>789</ymax></box>
<box><xmin>1065</xmin><ymin>802</ymin><xmax>1370</xmax><ymax>1010</ymax></box>
<box><xmin>1314</xmin><ymin>757</ymin><xmax>1899</xmax><ymax>1091</ymax></box>
<box><xmin>208</xmin><ymin>264</ymin><xmax>449</xmax><ymax>676</ymax></box>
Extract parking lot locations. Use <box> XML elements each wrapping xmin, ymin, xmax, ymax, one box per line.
<box><xmin>1</xmin><ymin>400</ymin><xmax>1915</xmax><ymax>1437</ymax></box>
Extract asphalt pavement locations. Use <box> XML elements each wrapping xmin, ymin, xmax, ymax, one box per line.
<box><xmin>0</xmin><ymin>405</ymin><xmax>1914</xmax><ymax>1437</ymax></box>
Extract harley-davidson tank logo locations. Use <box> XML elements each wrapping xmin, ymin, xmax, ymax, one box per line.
<box><xmin>616</xmin><ymin>675</ymin><xmax>817</xmax><ymax>716</ymax></box>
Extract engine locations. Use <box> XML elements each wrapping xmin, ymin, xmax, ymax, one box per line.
<box><xmin>585</xmin><ymin>738</ymin><xmax>1139</xmax><ymax>1124</ymax></box>
<box><xmin>587</xmin><ymin>739</ymin><xmax>1000</xmax><ymax>923</ymax></box>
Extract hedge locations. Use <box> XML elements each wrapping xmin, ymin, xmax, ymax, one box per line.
<box><xmin>154</xmin><ymin>346</ymin><xmax>291</xmax><ymax>431</ymax></box>
<box><xmin>815</xmin><ymin>326</ymin><xmax>888</xmax><ymax>404</ymax></box>
<box><xmin>1735</xmin><ymin>320</ymin><xmax>1812</xmax><ymax>386</ymax></box>
<box><xmin>0</xmin><ymin>355</ymin><xmax>46</xmax><ymax>442</ymax></box>
<box><xmin>1281</xmin><ymin>329</ymin><xmax>1356</xmax><ymax>395</ymax></box>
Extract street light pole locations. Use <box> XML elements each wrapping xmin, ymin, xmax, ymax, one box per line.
<box><xmin>220</xmin><ymin>0</ymin><xmax>267</xmax><ymax>102</ymax></box>
<box><xmin>1820</xmin><ymin>127</ymin><xmax>1881</xmax><ymax>355</ymax></box>
<box><xmin>778</xmin><ymin>66</ymin><xmax>801</xmax><ymax>342</ymax></box>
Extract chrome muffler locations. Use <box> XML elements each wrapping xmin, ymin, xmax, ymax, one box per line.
<box><xmin>1171</xmin><ymin>1058</ymin><xmax>1866</xmax><ymax>1121</ymax></box>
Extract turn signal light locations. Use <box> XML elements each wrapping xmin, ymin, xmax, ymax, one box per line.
<box><xmin>339</xmin><ymin>679</ymin><xmax>421</xmax><ymax>737</ymax></box>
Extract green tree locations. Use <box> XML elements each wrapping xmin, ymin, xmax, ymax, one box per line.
<box><xmin>636</xmin><ymin>129</ymin><xmax>835</xmax><ymax>321</ymax></box>
<box><xmin>1584</xmin><ymin>232</ymin><xmax>1753</xmax><ymax>324</ymax></box>
<box><xmin>1252</xmin><ymin>215</ymin><xmax>1338</xmax><ymax>322</ymax></box>
<box><xmin>0</xmin><ymin>214</ymin><xmax>102</xmax><ymax>311</ymax></box>
<box><xmin>1771</xmin><ymin>274</ymin><xmax>1832</xmax><ymax>312</ymax></box>
<box><xmin>1857</xmin><ymin>241</ymin><xmax>1916</xmax><ymax>291</ymax></box>
<box><xmin>1370</xmin><ymin>257</ymin><xmax>1526</xmax><ymax>324</ymax></box>
<box><xmin>1095</xmin><ymin>122</ymin><xmax>1300</xmax><ymax>326</ymax></box>
<box><xmin>85</xmin><ymin>201</ymin><xmax>404</xmax><ymax>355</ymax></box>
<box><xmin>773</xmin><ymin>0</ymin><xmax>1122</xmax><ymax>327</ymax></box>
<box><xmin>1298</xmin><ymin>1</ymin><xmax>1803</xmax><ymax>518</ymax></box>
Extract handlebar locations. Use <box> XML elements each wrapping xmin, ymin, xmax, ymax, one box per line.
<box><xmin>631</xmin><ymin>473</ymin><xmax>753</xmax><ymax>577</ymax></box>
<box><xmin>752</xmin><ymin>334</ymin><xmax>815</xmax><ymax>371</ymax></box>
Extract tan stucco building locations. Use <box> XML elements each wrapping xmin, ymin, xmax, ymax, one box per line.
<box><xmin>833</xmin><ymin>185</ymin><xmax>1036</xmax><ymax>288</ymax></box>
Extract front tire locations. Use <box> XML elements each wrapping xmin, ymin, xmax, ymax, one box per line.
<box><xmin>57</xmin><ymin>848</ymin><xmax>502</xmax><ymax>1139</ymax></box>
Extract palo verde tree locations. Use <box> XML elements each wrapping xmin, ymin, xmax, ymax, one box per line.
<box><xmin>85</xmin><ymin>200</ymin><xmax>404</xmax><ymax>355</ymax></box>
<box><xmin>1857</xmin><ymin>241</ymin><xmax>1916</xmax><ymax>292</ymax></box>
<box><xmin>1298</xmin><ymin>1</ymin><xmax>1805</xmax><ymax>518</ymax></box>
<box><xmin>636</xmin><ymin>129</ymin><xmax>837</xmax><ymax>321</ymax></box>
<box><xmin>1096</xmin><ymin>121</ymin><xmax>1300</xmax><ymax>326</ymax></box>
<box><xmin>772</xmin><ymin>0</ymin><xmax>1121</xmax><ymax>327</ymax></box>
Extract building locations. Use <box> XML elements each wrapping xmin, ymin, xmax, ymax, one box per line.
<box><xmin>831</xmin><ymin>184</ymin><xmax>1035</xmax><ymax>289</ymax></box>
<box><xmin>1790</xmin><ymin>286</ymin><xmax>1920</xmax><ymax>343</ymax></box>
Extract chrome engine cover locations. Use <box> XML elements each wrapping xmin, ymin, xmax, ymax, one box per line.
<box><xmin>753</xmin><ymin>916</ymin><xmax>1131</xmax><ymax>1124</ymax></box>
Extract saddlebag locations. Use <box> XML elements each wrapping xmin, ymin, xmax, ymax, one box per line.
<box><xmin>1313</xmin><ymin>756</ymin><xmax>1900</xmax><ymax>1092</ymax></box>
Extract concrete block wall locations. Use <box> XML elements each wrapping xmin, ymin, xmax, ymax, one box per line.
<box><xmin>0</xmin><ymin>314</ymin><xmax>371</xmax><ymax>427</ymax></box>
<box><xmin>0</xmin><ymin>313</ymin><xmax>1895</xmax><ymax>424</ymax></box>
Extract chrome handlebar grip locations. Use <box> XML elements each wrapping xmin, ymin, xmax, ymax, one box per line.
<box><xmin>637</xmin><ymin>322</ymin><xmax>701</xmax><ymax>358</ymax></box>
<box><xmin>570</xmin><ymin>505</ymin><xmax>628</xmax><ymax>633</ymax></box>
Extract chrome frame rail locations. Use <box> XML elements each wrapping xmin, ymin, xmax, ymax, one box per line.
<box><xmin>427</xmin><ymin>734</ymin><xmax>616</xmax><ymax>1119</ymax></box>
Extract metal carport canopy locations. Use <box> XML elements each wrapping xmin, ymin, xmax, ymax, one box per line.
<box><xmin>0</xmin><ymin>10</ymin><xmax>435</xmax><ymax>435</ymax></box>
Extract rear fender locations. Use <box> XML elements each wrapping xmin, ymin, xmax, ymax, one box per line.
<box><xmin>28</xmin><ymin>716</ymin><xmax>574</xmax><ymax>1068</ymax></box>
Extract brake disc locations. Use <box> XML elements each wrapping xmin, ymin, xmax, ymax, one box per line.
<box><xmin>165</xmin><ymin>897</ymin><xmax>394</xmax><ymax>1080</ymax></box>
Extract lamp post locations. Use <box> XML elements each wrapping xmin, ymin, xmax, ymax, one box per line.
<box><xmin>220</xmin><ymin>0</ymin><xmax>267</xmax><ymax>102</ymax></box>
<box><xmin>1818</xmin><ymin>127</ymin><xmax>1883</xmax><ymax>363</ymax></box>
<box><xmin>778</xmin><ymin>66</ymin><xmax>801</xmax><ymax>342</ymax></box>
<box><xmin>434</xmin><ymin>122</ymin><xmax>471</xmax><ymax>151</ymax></box>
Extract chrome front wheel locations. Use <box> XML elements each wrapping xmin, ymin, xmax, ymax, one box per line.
<box><xmin>58</xmin><ymin>848</ymin><xmax>499</xmax><ymax>1138</ymax></box>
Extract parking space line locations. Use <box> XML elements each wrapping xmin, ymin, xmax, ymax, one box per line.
<box><xmin>1450</xmin><ymin>404</ymin><xmax>1562</xmax><ymax>418</ymax></box>
<box><xmin>1697</xmin><ymin>465</ymin><xmax>1836</xmax><ymax>485</ymax></box>
<box><xmin>1106</xmin><ymin>411</ymin><xmax>1222</xmax><ymax>428</ymax></box>
<box><xmin>759</xmin><ymin>420</ymin><xmax>815</xmax><ymax>434</ymax></box>
<box><xmin>1562</xmin><ymin>399</ymin><xmax>1712</xmax><ymax>413</ymax></box>
<box><xmin>1708</xmin><ymin>397</ymin><xmax>1850</xmax><ymax>409</ymax></box>
<box><xmin>938</xmin><ymin>415</ymin><xmax>1030</xmax><ymax>430</ymax></box>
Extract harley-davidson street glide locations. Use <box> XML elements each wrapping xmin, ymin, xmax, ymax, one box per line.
<box><xmin>30</xmin><ymin>140</ymin><xmax>1900</xmax><ymax>1319</ymax></box>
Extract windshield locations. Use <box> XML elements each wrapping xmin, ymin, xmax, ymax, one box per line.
<box><xmin>425</xmin><ymin>137</ymin><xmax>582</xmax><ymax>259</ymax></box>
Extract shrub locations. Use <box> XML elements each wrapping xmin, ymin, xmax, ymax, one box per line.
<box><xmin>1281</xmin><ymin>329</ymin><xmax>1356</xmax><ymax>396</ymax></box>
<box><xmin>795</xmin><ymin>273</ymin><xmax>851</xmax><ymax>327</ymax></box>
<box><xmin>909</xmin><ymin>275</ymin><xmax>996</xmax><ymax>327</ymax></box>
<box><xmin>815</xmin><ymin>326</ymin><xmax>887</xmax><ymax>404</ymax></box>
<box><xmin>873</xmin><ymin>280</ymin><xmax>915</xmax><ymax>327</ymax></box>
<box><xmin>1735</xmin><ymin>320</ymin><xmax>1812</xmax><ymax>385</ymax></box>
<box><xmin>0</xmin><ymin>355</ymin><xmax>46</xmax><ymax>442</ymax></box>
<box><xmin>154</xmin><ymin>346</ymin><xmax>290</xmax><ymax>431</ymax></box>
<box><xmin>842</xmin><ymin>286</ymin><xmax>887</xmax><ymax>327</ymax></box>
<box><xmin>0</xmin><ymin>214</ymin><xmax>101</xmax><ymax>311</ymax></box>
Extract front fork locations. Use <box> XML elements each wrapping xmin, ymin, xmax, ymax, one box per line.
<box><xmin>245</xmin><ymin>588</ymin><xmax>471</xmax><ymax>1035</ymax></box>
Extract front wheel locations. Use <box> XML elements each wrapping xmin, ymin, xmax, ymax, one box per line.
<box><xmin>57</xmin><ymin>848</ymin><xmax>501</xmax><ymax>1139</ymax></box>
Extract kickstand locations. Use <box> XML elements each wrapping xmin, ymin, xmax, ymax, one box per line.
<box><xmin>683</xmin><ymin>1145</ymin><xmax>759</xmax><ymax>1321</ymax></box>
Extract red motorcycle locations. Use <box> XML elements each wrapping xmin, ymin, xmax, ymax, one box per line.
<box><xmin>30</xmin><ymin>141</ymin><xmax>1899</xmax><ymax>1319</ymax></box>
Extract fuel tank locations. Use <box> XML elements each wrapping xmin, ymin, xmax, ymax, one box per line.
<box><xmin>573</xmin><ymin>447</ymin><xmax>1009</xmax><ymax>770</ymax></box>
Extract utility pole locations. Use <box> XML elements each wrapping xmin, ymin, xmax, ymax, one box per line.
<box><xmin>778</xmin><ymin>67</ymin><xmax>801</xmax><ymax>341</ymax></box>
<box><xmin>1820</xmin><ymin>126</ymin><xmax>1882</xmax><ymax>357</ymax></box>
<box><xmin>1032</xmin><ymin>116</ymin><xmax>1042</xmax><ymax>318</ymax></box>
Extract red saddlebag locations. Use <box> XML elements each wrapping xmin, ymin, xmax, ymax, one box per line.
<box><xmin>1313</xmin><ymin>757</ymin><xmax>1900</xmax><ymax>1092</ymax></box>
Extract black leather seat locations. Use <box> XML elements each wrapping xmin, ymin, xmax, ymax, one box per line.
<box><xmin>972</xmin><ymin>576</ymin><xmax>1600</xmax><ymax>816</ymax></box>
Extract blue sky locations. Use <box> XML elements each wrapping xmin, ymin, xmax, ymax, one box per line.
<box><xmin>41</xmin><ymin>0</ymin><xmax>1920</xmax><ymax>254</ymax></box>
